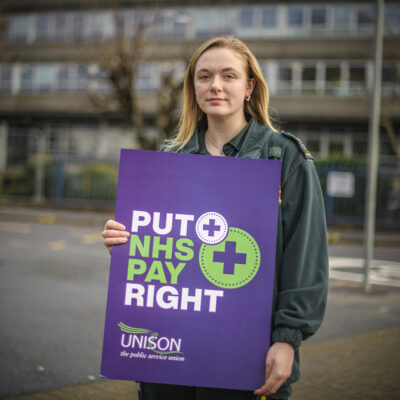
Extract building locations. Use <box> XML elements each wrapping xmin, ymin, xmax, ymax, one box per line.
<box><xmin>0</xmin><ymin>0</ymin><xmax>399</xmax><ymax>220</ymax></box>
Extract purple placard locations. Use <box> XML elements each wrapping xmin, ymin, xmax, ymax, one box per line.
<box><xmin>101</xmin><ymin>149</ymin><xmax>281</xmax><ymax>390</ymax></box>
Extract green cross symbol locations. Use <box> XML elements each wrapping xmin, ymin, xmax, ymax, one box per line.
<box><xmin>198</xmin><ymin>227</ymin><xmax>261</xmax><ymax>289</ymax></box>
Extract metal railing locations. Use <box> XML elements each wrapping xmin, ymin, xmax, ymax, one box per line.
<box><xmin>1</xmin><ymin>130</ymin><xmax>399</xmax><ymax>227</ymax></box>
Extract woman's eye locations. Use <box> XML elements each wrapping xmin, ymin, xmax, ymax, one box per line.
<box><xmin>224</xmin><ymin>74</ymin><xmax>235</xmax><ymax>79</ymax></box>
<box><xmin>199</xmin><ymin>75</ymin><xmax>210</xmax><ymax>80</ymax></box>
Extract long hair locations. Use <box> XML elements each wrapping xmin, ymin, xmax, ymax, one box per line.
<box><xmin>167</xmin><ymin>35</ymin><xmax>276</xmax><ymax>151</ymax></box>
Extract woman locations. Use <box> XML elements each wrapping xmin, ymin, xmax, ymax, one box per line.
<box><xmin>103</xmin><ymin>36</ymin><xmax>329</xmax><ymax>400</ymax></box>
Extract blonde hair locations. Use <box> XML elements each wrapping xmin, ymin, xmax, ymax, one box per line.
<box><xmin>167</xmin><ymin>35</ymin><xmax>276</xmax><ymax>151</ymax></box>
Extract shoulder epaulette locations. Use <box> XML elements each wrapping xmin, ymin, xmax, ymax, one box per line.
<box><xmin>280</xmin><ymin>131</ymin><xmax>314</xmax><ymax>161</ymax></box>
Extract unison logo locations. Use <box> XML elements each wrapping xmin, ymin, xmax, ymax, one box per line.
<box><xmin>118</xmin><ymin>322</ymin><xmax>183</xmax><ymax>355</ymax></box>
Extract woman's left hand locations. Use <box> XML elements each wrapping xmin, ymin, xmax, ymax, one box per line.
<box><xmin>253</xmin><ymin>342</ymin><xmax>295</xmax><ymax>396</ymax></box>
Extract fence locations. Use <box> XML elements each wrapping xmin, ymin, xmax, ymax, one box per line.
<box><xmin>0</xmin><ymin>131</ymin><xmax>399</xmax><ymax>227</ymax></box>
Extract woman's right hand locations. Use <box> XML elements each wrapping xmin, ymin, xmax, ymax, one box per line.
<box><xmin>102</xmin><ymin>219</ymin><xmax>130</xmax><ymax>254</ymax></box>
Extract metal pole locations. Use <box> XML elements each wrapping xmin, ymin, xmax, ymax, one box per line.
<box><xmin>363</xmin><ymin>0</ymin><xmax>384</xmax><ymax>292</ymax></box>
<box><xmin>34</xmin><ymin>131</ymin><xmax>46</xmax><ymax>205</ymax></box>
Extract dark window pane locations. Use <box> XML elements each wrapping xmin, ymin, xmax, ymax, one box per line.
<box><xmin>382</xmin><ymin>66</ymin><xmax>397</xmax><ymax>82</ymax></box>
<box><xmin>240</xmin><ymin>9</ymin><xmax>254</xmax><ymax>27</ymax></box>
<box><xmin>262</xmin><ymin>9</ymin><xmax>277</xmax><ymax>27</ymax></box>
<box><xmin>288</xmin><ymin>7</ymin><xmax>303</xmax><ymax>26</ymax></box>
<box><xmin>350</xmin><ymin>67</ymin><xmax>365</xmax><ymax>82</ymax></box>
<box><xmin>357</xmin><ymin>7</ymin><xmax>375</xmax><ymax>25</ymax></box>
<box><xmin>326</xmin><ymin>66</ymin><xmax>341</xmax><ymax>82</ymax></box>
<box><xmin>279</xmin><ymin>67</ymin><xmax>292</xmax><ymax>81</ymax></box>
<box><xmin>311</xmin><ymin>8</ymin><xmax>326</xmax><ymax>25</ymax></box>
<box><xmin>302</xmin><ymin>66</ymin><xmax>316</xmax><ymax>81</ymax></box>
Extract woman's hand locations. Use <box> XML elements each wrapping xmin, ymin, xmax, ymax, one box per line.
<box><xmin>102</xmin><ymin>219</ymin><xmax>130</xmax><ymax>254</ymax></box>
<box><xmin>254</xmin><ymin>342</ymin><xmax>295</xmax><ymax>396</ymax></box>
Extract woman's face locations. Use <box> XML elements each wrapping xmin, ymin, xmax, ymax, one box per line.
<box><xmin>194</xmin><ymin>47</ymin><xmax>254</xmax><ymax>122</ymax></box>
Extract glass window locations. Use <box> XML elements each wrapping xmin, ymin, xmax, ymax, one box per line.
<box><xmin>38</xmin><ymin>65</ymin><xmax>56</xmax><ymax>92</ymax></box>
<box><xmin>307</xmin><ymin>139</ymin><xmax>320</xmax><ymax>153</ymax></box>
<box><xmin>21</xmin><ymin>65</ymin><xmax>34</xmax><ymax>93</ymax></box>
<box><xmin>279</xmin><ymin>66</ymin><xmax>292</xmax><ymax>82</ymax></box>
<box><xmin>262</xmin><ymin>8</ymin><xmax>277</xmax><ymax>27</ymax></box>
<box><xmin>382</xmin><ymin>65</ymin><xmax>397</xmax><ymax>82</ymax></box>
<box><xmin>353</xmin><ymin>140</ymin><xmax>367</xmax><ymax>155</ymax></box>
<box><xmin>350</xmin><ymin>66</ymin><xmax>365</xmax><ymax>82</ymax></box>
<box><xmin>357</xmin><ymin>6</ymin><xmax>375</xmax><ymax>26</ymax></box>
<box><xmin>302</xmin><ymin>66</ymin><xmax>316</xmax><ymax>81</ymax></box>
<box><xmin>10</xmin><ymin>15</ymin><xmax>29</xmax><ymax>42</ymax></box>
<box><xmin>311</xmin><ymin>8</ymin><xmax>326</xmax><ymax>25</ymax></box>
<box><xmin>386</xmin><ymin>5</ymin><xmax>400</xmax><ymax>28</ymax></box>
<box><xmin>54</xmin><ymin>14</ymin><xmax>68</xmax><ymax>41</ymax></box>
<box><xmin>0</xmin><ymin>64</ymin><xmax>12</xmax><ymax>93</ymax></box>
<box><xmin>87</xmin><ymin>13</ymin><xmax>105</xmax><ymax>40</ymax></box>
<box><xmin>326</xmin><ymin>66</ymin><xmax>341</xmax><ymax>82</ymax></box>
<box><xmin>329</xmin><ymin>142</ymin><xmax>344</xmax><ymax>154</ymax></box>
<box><xmin>57</xmin><ymin>65</ymin><xmax>71</xmax><ymax>92</ymax></box>
<box><xmin>288</xmin><ymin>7</ymin><xmax>303</xmax><ymax>27</ymax></box>
<box><xmin>334</xmin><ymin>6</ymin><xmax>351</xmax><ymax>30</ymax></box>
<box><xmin>77</xmin><ymin>65</ymin><xmax>89</xmax><ymax>92</ymax></box>
<box><xmin>240</xmin><ymin>9</ymin><xmax>254</xmax><ymax>27</ymax></box>
<box><xmin>36</xmin><ymin>15</ymin><xmax>51</xmax><ymax>42</ymax></box>
<box><xmin>72</xmin><ymin>14</ymin><xmax>84</xmax><ymax>41</ymax></box>
<box><xmin>172</xmin><ymin>11</ymin><xmax>190</xmax><ymax>39</ymax></box>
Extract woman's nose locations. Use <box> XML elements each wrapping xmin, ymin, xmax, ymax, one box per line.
<box><xmin>210</xmin><ymin>76</ymin><xmax>222</xmax><ymax>92</ymax></box>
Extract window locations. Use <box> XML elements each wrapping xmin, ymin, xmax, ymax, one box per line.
<box><xmin>56</xmin><ymin>65</ymin><xmax>71</xmax><ymax>92</ymax></box>
<box><xmin>0</xmin><ymin>64</ymin><xmax>12</xmax><ymax>93</ymax></box>
<box><xmin>262</xmin><ymin>8</ymin><xmax>277</xmax><ymax>27</ymax></box>
<box><xmin>240</xmin><ymin>9</ymin><xmax>254</xmax><ymax>28</ymax></box>
<box><xmin>329</xmin><ymin>142</ymin><xmax>344</xmax><ymax>155</ymax></box>
<box><xmin>334</xmin><ymin>6</ymin><xmax>351</xmax><ymax>34</ymax></box>
<box><xmin>72</xmin><ymin>14</ymin><xmax>84</xmax><ymax>41</ymax></box>
<box><xmin>353</xmin><ymin>140</ymin><xmax>367</xmax><ymax>155</ymax></box>
<box><xmin>36</xmin><ymin>15</ymin><xmax>53</xmax><ymax>42</ymax></box>
<box><xmin>311</xmin><ymin>8</ymin><xmax>326</xmax><ymax>26</ymax></box>
<box><xmin>38</xmin><ymin>65</ymin><xmax>56</xmax><ymax>92</ymax></box>
<box><xmin>9</xmin><ymin>15</ymin><xmax>29</xmax><ymax>42</ymax></box>
<box><xmin>306</xmin><ymin>139</ymin><xmax>320</xmax><ymax>154</ymax></box>
<box><xmin>172</xmin><ymin>12</ymin><xmax>190</xmax><ymax>39</ymax></box>
<box><xmin>350</xmin><ymin>66</ymin><xmax>365</xmax><ymax>82</ymax></box>
<box><xmin>326</xmin><ymin>66</ymin><xmax>341</xmax><ymax>94</ymax></box>
<box><xmin>288</xmin><ymin>7</ymin><xmax>303</xmax><ymax>27</ymax></box>
<box><xmin>21</xmin><ymin>66</ymin><xmax>34</xmax><ymax>93</ymax></box>
<box><xmin>357</xmin><ymin>5</ymin><xmax>375</xmax><ymax>33</ymax></box>
<box><xmin>77</xmin><ymin>65</ymin><xmax>89</xmax><ymax>92</ymax></box>
<box><xmin>302</xmin><ymin>66</ymin><xmax>316</xmax><ymax>92</ymax></box>
<box><xmin>386</xmin><ymin>4</ymin><xmax>400</xmax><ymax>33</ymax></box>
<box><xmin>278</xmin><ymin>65</ymin><xmax>292</xmax><ymax>93</ymax></box>
<box><xmin>54</xmin><ymin>14</ymin><xmax>68</xmax><ymax>41</ymax></box>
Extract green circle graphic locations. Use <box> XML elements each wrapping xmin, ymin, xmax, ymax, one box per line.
<box><xmin>199</xmin><ymin>227</ymin><xmax>261</xmax><ymax>289</ymax></box>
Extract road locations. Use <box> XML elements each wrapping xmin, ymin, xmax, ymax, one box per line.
<box><xmin>0</xmin><ymin>221</ymin><xmax>399</xmax><ymax>398</ymax></box>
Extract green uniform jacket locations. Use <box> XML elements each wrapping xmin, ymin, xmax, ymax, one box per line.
<box><xmin>161</xmin><ymin>116</ymin><xmax>329</xmax><ymax>398</ymax></box>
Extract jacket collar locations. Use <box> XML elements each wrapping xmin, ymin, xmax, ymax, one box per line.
<box><xmin>179</xmin><ymin>116</ymin><xmax>274</xmax><ymax>158</ymax></box>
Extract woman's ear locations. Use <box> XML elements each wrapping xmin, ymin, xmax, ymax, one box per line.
<box><xmin>246</xmin><ymin>78</ymin><xmax>255</xmax><ymax>97</ymax></box>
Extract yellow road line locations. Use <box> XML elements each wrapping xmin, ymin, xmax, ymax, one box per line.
<box><xmin>50</xmin><ymin>240</ymin><xmax>67</xmax><ymax>251</ymax></box>
<box><xmin>8</xmin><ymin>239</ymin><xmax>29</xmax><ymax>248</ymax></box>
<box><xmin>83</xmin><ymin>233</ymin><xmax>103</xmax><ymax>244</ymax></box>
<box><xmin>0</xmin><ymin>222</ymin><xmax>31</xmax><ymax>234</ymax></box>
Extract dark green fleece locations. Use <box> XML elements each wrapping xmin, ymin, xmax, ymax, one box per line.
<box><xmin>161</xmin><ymin>116</ymin><xmax>329</xmax><ymax>398</ymax></box>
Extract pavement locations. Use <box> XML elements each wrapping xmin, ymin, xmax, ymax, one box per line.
<box><xmin>1</xmin><ymin>205</ymin><xmax>400</xmax><ymax>400</ymax></box>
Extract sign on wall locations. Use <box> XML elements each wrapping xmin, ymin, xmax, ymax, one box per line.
<box><xmin>101</xmin><ymin>149</ymin><xmax>281</xmax><ymax>390</ymax></box>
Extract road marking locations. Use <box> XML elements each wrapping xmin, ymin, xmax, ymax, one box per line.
<box><xmin>82</xmin><ymin>233</ymin><xmax>103</xmax><ymax>244</ymax></box>
<box><xmin>8</xmin><ymin>239</ymin><xmax>30</xmax><ymax>248</ymax></box>
<box><xmin>0</xmin><ymin>221</ymin><xmax>31</xmax><ymax>234</ymax></box>
<box><xmin>38</xmin><ymin>214</ymin><xmax>56</xmax><ymax>224</ymax></box>
<box><xmin>50</xmin><ymin>240</ymin><xmax>67</xmax><ymax>251</ymax></box>
<box><xmin>329</xmin><ymin>257</ymin><xmax>400</xmax><ymax>288</ymax></box>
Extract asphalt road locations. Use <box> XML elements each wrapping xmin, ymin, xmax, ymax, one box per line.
<box><xmin>0</xmin><ymin>221</ymin><xmax>399</xmax><ymax>398</ymax></box>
